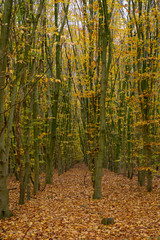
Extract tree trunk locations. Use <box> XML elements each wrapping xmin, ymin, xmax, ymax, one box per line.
<box><xmin>33</xmin><ymin>84</ymin><xmax>40</xmax><ymax>194</ymax></box>
<box><xmin>0</xmin><ymin>0</ymin><xmax>13</xmax><ymax>219</ymax></box>
<box><xmin>93</xmin><ymin>0</ymin><xmax>113</xmax><ymax>198</ymax></box>
<box><xmin>93</xmin><ymin>34</ymin><xmax>107</xmax><ymax>199</ymax></box>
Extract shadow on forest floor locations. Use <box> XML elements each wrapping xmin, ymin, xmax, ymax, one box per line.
<box><xmin>0</xmin><ymin>163</ymin><xmax>160</xmax><ymax>239</ymax></box>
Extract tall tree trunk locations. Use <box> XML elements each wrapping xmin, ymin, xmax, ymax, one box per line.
<box><xmin>33</xmin><ymin>84</ymin><xmax>40</xmax><ymax>194</ymax></box>
<box><xmin>93</xmin><ymin>34</ymin><xmax>107</xmax><ymax>199</ymax></box>
<box><xmin>93</xmin><ymin>0</ymin><xmax>113</xmax><ymax>198</ymax></box>
<box><xmin>0</xmin><ymin>0</ymin><xmax>13</xmax><ymax>218</ymax></box>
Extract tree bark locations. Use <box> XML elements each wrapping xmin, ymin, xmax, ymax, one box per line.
<box><xmin>0</xmin><ymin>0</ymin><xmax>13</xmax><ymax>219</ymax></box>
<box><xmin>93</xmin><ymin>33</ymin><xmax>107</xmax><ymax>199</ymax></box>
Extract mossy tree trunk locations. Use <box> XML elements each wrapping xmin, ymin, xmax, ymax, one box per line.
<box><xmin>93</xmin><ymin>34</ymin><xmax>107</xmax><ymax>199</ymax></box>
<box><xmin>93</xmin><ymin>0</ymin><xmax>113</xmax><ymax>199</ymax></box>
<box><xmin>33</xmin><ymin>83</ymin><xmax>40</xmax><ymax>194</ymax></box>
<box><xmin>0</xmin><ymin>0</ymin><xmax>13</xmax><ymax>219</ymax></box>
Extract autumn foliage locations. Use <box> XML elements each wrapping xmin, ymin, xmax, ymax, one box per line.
<box><xmin>0</xmin><ymin>0</ymin><xmax>160</xmax><ymax>237</ymax></box>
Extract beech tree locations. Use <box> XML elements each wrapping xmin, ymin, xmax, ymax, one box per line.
<box><xmin>93</xmin><ymin>0</ymin><xmax>114</xmax><ymax>199</ymax></box>
<box><xmin>0</xmin><ymin>0</ymin><xmax>13</xmax><ymax>219</ymax></box>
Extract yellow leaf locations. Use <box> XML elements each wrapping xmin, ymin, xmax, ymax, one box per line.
<box><xmin>55</xmin><ymin>79</ymin><xmax>61</xmax><ymax>83</ymax></box>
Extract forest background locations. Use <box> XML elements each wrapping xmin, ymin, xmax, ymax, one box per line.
<box><xmin>0</xmin><ymin>0</ymin><xmax>159</xmax><ymax>224</ymax></box>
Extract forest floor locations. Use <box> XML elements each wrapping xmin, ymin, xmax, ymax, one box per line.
<box><xmin>0</xmin><ymin>163</ymin><xmax>160</xmax><ymax>240</ymax></box>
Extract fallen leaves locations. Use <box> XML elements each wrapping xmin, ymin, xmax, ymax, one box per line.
<box><xmin>0</xmin><ymin>163</ymin><xmax>160</xmax><ymax>239</ymax></box>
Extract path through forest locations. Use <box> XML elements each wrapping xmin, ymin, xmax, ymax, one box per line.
<box><xmin>0</xmin><ymin>164</ymin><xmax>160</xmax><ymax>239</ymax></box>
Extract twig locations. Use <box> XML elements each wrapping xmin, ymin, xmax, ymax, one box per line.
<box><xmin>84</xmin><ymin>170</ymin><xmax>88</xmax><ymax>185</ymax></box>
<box><xmin>22</xmin><ymin>225</ymin><xmax>33</xmax><ymax>240</ymax></box>
<box><xmin>8</xmin><ymin>187</ymin><xmax>17</xmax><ymax>191</ymax></box>
<box><xmin>41</xmin><ymin>184</ymin><xmax>46</xmax><ymax>192</ymax></box>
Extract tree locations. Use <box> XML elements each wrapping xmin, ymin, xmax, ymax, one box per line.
<box><xmin>93</xmin><ymin>0</ymin><xmax>114</xmax><ymax>199</ymax></box>
<box><xmin>0</xmin><ymin>0</ymin><xmax>13</xmax><ymax>219</ymax></box>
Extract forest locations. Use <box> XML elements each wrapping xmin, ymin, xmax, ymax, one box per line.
<box><xmin>0</xmin><ymin>0</ymin><xmax>160</xmax><ymax>238</ymax></box>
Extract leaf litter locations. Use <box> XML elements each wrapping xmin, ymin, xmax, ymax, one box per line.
<box><xmin>0</xmin><ymin>163</ymin><xmax>160</xmax><ymax>239</ymax></box>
